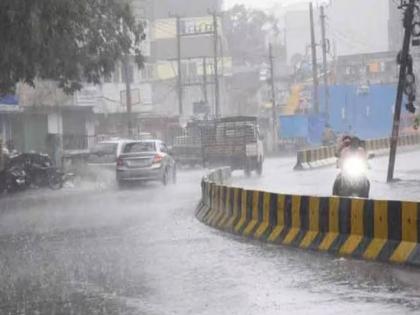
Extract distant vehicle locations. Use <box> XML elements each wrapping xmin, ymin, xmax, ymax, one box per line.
<box><xmin>202</xmin><ymin>116</ymin><xmax>264</xmax><ymax>176</ymax></box>
<box><xmin>116</xmin><ymin>140</ymin><xmax>176</xmax><ymax>187</ymax></box>
<box><xmin>88</xmin><ymin>140</ymin><xmax>131</xmax><ymax>165</ymax></box>
<box><xmin>172</xmin><ymin>121</ymin><xmax>211</xmax><ymax>167</ymax></box>
<box><xmin>172</xmin><ymin>135</ymin><xmax>203</xmax><ymax>167</ymax></box>
<box><xmin>333</xmin><ymin>138</ymin><xmax>370</xmax><ymax>198</ymax></box>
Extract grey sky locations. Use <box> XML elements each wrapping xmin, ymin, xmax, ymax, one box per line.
<box><xmin>224</xmin><ymin>0</ymin><xmax>328</xmax><ymax>10</ymax></box>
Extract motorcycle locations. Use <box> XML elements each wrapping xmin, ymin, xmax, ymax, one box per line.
<box><xmin>0</xmin><ymin>152</ymin><xmax>27</xmax><ymax>193</ymax></box>
<box><xmin>21</xmin><ymin>153</ymin><xmax>65</xmax><ymax>190</ymax></box>
<box><xmin>332</xmin><ymin>155</ymin><xmax>370</xmax><ymax>198</ymax></box>
<box><xmin>0</xmin><ymin>165</ymin><xmax>27</xmax><ymax>193</ymax></box>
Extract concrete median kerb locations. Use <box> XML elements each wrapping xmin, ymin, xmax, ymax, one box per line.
<box><xmin>196</xmin><ymin>168</ymin><xmax>420</xmax><ymax>268</ymax></box>
<box><xmin>294</xmin><ymin>133</ymin><xmax>420</xmax><ymax>171</ymax></box>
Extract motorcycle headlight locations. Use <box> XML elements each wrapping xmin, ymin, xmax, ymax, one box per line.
<box><xmin>343</xmin><ymin>157</ymin><xmax>366</xmax><ymax>178</ymax></box>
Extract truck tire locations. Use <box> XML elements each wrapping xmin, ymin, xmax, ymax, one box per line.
<box><xmin>256</xmin><ymin>159</ymin><xmax>263</xmax><ymax>176</ymax></box>
<box><xmin>162</xmin><ymin>169</ymin><xmax>169</xmax><ymax>186</ymax></box>
<box><xmin>244</xmin><ymin>160</ymin><xmax>251</xmax><ymax>177</ymax></box>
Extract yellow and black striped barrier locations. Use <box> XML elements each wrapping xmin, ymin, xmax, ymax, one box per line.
<box><xmin>294</xmin><ymin>133</ymin><xmax>420</xmax><ymax>170</ymax></box>
<box><xmin>196</xmin><ymin>170</ymin><xmax>420</xmax><ymax>267</ymax></box>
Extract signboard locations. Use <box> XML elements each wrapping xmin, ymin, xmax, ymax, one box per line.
<box><xmin>153</xmin><ymin>16</ymin><xmax>220</xmax><ymax>40</ymax></box>
<box><xmin>120</xmin><ymin>89</ymin><xmax>141</xmax><ymax>107</ymax></box>
<box><xmin>180</xmin><ymin>16</ymin><xmax>214</xmax><ymax>35</ymax></box>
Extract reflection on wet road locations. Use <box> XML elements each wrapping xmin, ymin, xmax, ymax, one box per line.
<box><xmin>1</xmin><ymin>165</ymin><xmax>420</xmax><ymax>314</ymax></box>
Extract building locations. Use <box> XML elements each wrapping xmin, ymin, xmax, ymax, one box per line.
<box><xmin>334</xmin><ymin>51</ymin><xmax>399</xmax><ymax>85</ymax></box>
<box><xmin>0</xmin><ymin>95</ymin><xmax>20</xmax><ymax>150</ymax></box>
<box><xmin>94</xmin><ymin>0</ymin><xmax>231</xmax><ymax>139</ymax></box>
<box><xmin>16</xmin><ymin>81</ymin><xmax>96</xmax><ymax>164</ymax></box>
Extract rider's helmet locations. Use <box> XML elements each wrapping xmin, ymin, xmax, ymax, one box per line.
<box><xmin>350</xmin><ymin>136</ymin><xmax>361</xmax><ymax>149</ymax></box>
<box><xmin>342</xmin><ymin>135</ymin><xmax>352</xmax><ymax>147</ymax></box>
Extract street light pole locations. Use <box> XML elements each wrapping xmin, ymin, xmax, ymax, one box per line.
<box><xmin>175</xmin><ymin>15</ymin><xmax>184</xmax><ymax>116</ymax></box>
<box><xmin>309</xmin><ymin>2</ymin><xmax>319</xmax><ymax>114</ymax></box>
<box><xmin>320</xmin><ymin>6</ymin><xmax>329</xmax><ymax>119</ymax></box>
<box><xmin>269</xmin><ymin>43</ymin><xmax>278</xmax><ymax>153</ymax></box>
<box><xmin>212</xmin><ymin>11</ymin><xmax>221</xmax><ymax>118</ymax></box>
<box><xmin>387</xmin><ymin>0</ymin><xmax>415</xmax><ymax>182</ymax></box>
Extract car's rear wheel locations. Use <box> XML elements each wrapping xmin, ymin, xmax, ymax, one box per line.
<box><xmin>162</xmin><ymin>169</ymin><xmax>169</xmax><ymax>186</ymax></box>
<box><xmin>256</xmin><ymin>159</ymin><xmax>263</xmax><ymax>176</ymax></box>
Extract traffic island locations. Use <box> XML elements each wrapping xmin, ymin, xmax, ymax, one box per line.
<box><xmin>196</xmin><ymin>168</ymin><xmax>420</xmax><ymax>267</ymax></box>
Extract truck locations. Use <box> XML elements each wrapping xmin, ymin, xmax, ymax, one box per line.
<box><xmin>172</xmin><ymin>121</ymin><xmax>213</xmax><ymax>167</ymax></box>
<box><xmin>201</xmin><ymin>116</ymin><xmax>264</xmax><ymax>176</ymax></box>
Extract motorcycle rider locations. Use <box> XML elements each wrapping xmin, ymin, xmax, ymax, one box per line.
<box><xmin>338</xmin><ymin>136</ymin><xmax>368</xmax><ymax>170</ymax></box>
<box><xmin>333</xmin><ymin>136</ymin><xmax>370</xmax><ymax>198</ymax></box>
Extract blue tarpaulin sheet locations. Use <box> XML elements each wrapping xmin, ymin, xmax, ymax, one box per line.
<box><xmin>278</xmin><ymin>115</ymin><xmax>308</xmax><ymax>138</ymax></box>
<box><xmin>308</xmin><ymin>115</ymin><xmax>326</xmax><ymax>144</ymax></box>
<box><xmin>0</xmin><ymin>95</ymin><xmax>18</xmax><ymax>105</ymax></box>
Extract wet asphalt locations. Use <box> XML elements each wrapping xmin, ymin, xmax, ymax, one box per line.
<box><xmin>0</xmin><ymin>160</ymin><xmax>420</xmax><ymax>314</ymax></box>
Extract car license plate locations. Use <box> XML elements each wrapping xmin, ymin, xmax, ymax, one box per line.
<box><xmin>128</xmin><ymin>160</ymin><xmax>149</xmax><ymax>167</ymax></box>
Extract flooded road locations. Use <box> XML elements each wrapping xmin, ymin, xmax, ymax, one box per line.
<box><xmin>1</xmin><ymin>166</ymin><xmax>420</xmax><ymax>314</ymax></box>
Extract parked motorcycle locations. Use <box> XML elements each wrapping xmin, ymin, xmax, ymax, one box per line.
<box><xmin>0</xmin><ymin>165</ymin><xmax>27</xmax><ymax>193</ymax></box>
<box><xmin>332</xmin><ymin>155</ymin><xmax>370</xmax><ymax>198</ymax></box>
<box><xmin>20</xmin><ymin>153</ymin><xmax>65</xmax><ymax>190</ymax></box>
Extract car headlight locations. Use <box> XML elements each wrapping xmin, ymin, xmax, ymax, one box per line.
<box><xmin>343</xmin><ymin>157</ymin><xmax>366</xmax><ymax>178</ymax></box>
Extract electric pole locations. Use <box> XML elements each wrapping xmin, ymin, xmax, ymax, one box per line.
<box><xmin>212</xmin><ymin>11</ymin><xmax>221</xmax><ymax>118</ymax></box>
<box><xmin>309</xmin><ymin>2</ymin><xmax>319</xmax><ymax>114</ymax></box>
<box><xmin>202</xmin><ymin>57</ymin><xmax>208</xmax><ymax>105</ymax></box>
<box><xmin>175</xmin><ymin>15</ymin><xmax>184</xmax><ymax>116</ymax></box>
<box><xmin>320</xmin><ymin>5</ymin><xmax>329</xmax><ymax>119</ymax></box>
<box><xmin>123</xmin><ymin>24</ymin><xmax>133</xmax><ymax>137</ymax></box>
<box><xmin>387</xmin><ymin>0</ymin><xmax>416</xmax><ymax>182</ymax></box>
<box><xmin>269</xmin><ymin>43</ymin><xmax>278</xmax><ymax>153</ymax></box>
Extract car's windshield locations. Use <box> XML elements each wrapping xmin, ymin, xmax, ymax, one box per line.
<box><xmin>124</xmin><ymin>142</ymin><xmax>156</xmax><ymax>153</ymax></box>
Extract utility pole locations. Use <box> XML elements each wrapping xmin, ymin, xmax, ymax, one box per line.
<box><xmin>123</xmin><ymin>24</ymin><xmax>133</xmax><ymax>137</ymax></box>
<box><xmin>202</xmin><ymin>57</ymin><xmax>208</xmax><ymax>105</ymax></box>
<box><xmin>309</xmin><ymin>2</ymin><xmax>319</xmax><ymax>114</ymax></box>
<box><xmin>175</xmin><ymin>15</ymin><xmax>184</xmax><ymax>116</ymax></box>
<box><xmin>124</xmin><ymin>57</ymin><xmax>133</xmax><ymax>137</ymax></box>
<box><xmin>269</xmin><ymin>43</ymin><xmax>278</xmax><ymax>153</ymax></box>
<box><xmin>387</xmin><ymin>0</ymin><xmax>416</xmax><ymax>182</ymax></box>
<box><xmin>212</xmin><ymin>11</ymin><xmax>221</xmax><ymax>118</ymax></box>
<box><xmin>320</xmin><ymin>5</ymin><xmax>329</xmax><ymax>119</ymax></box>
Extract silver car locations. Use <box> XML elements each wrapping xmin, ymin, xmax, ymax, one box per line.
<box><xmin>116</xmin><ymin>140</ymin><xmax>176</xmax><ymax>186</ymax></box>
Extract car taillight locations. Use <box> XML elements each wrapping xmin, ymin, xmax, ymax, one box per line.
<box><xmin>116</xmin><ymin>158</ymin><xmax>124</xmax><ymax>167</ymax></box>
<box><xmin>153</xmin><ymin>154</ymin><xmax>163</xmax><ymax>164</ymax></box>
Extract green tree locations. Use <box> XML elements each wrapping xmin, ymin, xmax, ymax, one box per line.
<box><xmin>224</xmin><ymin>4</ymin><xmax>281</xmax><ymax>65</ymax></box>
<box><xmin>0</xmin><ymin>0</ymin><xmax>145</xmax><ymax>95</ymax></box>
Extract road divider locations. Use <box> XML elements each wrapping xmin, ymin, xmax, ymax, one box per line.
<box><xmin>294</xmin><ymin>133</ymin><xmax>420</xmax><ymax>170</ymax></box>
<box><xmin>196</xmin><ymin>168</ymin><xmax>420</xmax><ymax>267</ymax></box>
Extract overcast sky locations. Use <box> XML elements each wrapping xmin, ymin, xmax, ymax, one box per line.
<box><xmin>224</xmin><ymin>0</ymin><xmax>327</xmax><ymax>10</ymax></box>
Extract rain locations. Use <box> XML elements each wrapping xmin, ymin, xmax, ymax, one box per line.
<box><xmin>1</xmin><ymin>0</ymin><xmax>420</xmax><ymax>314</ymax></box>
